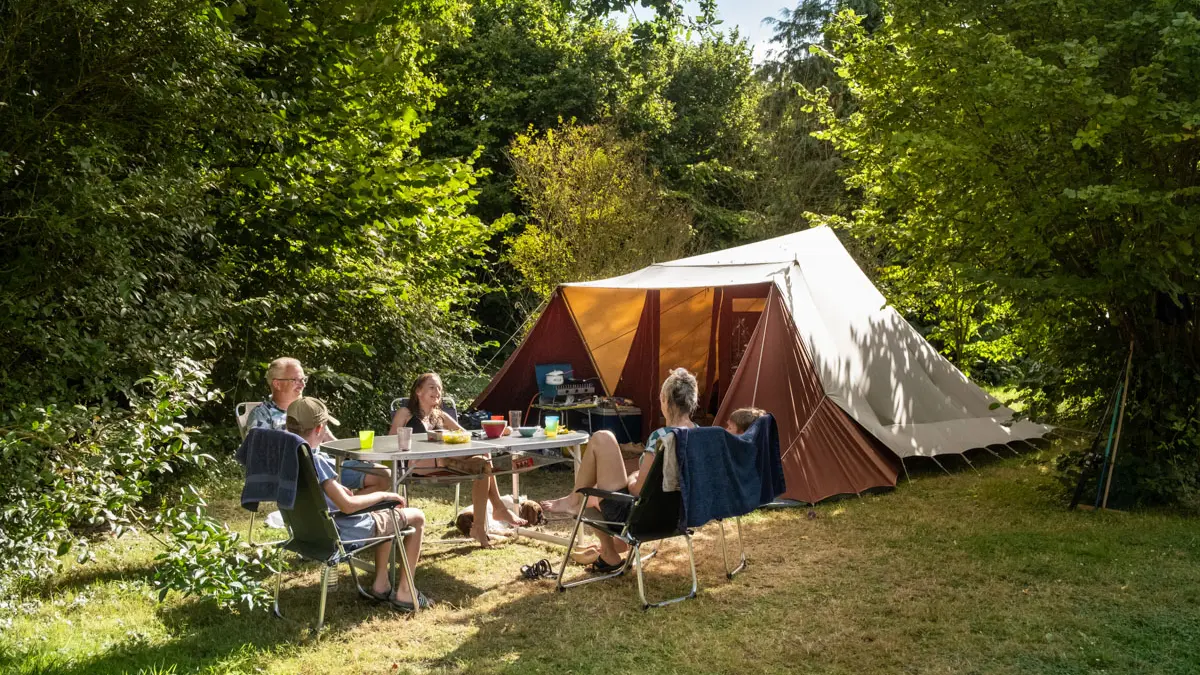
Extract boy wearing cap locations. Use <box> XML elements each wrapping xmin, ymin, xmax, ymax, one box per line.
<box><xmin>287</xmin><ymin>397</ymin><xmax>432</xmax><ymax>611</ymax></box>
<box><xmin>249</xmin><ymin>357</ymin><xmax>390</xmax><ymax>495</ymax></box>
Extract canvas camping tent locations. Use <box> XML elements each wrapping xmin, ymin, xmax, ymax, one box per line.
<box><xmin>476</xmin><ymin>226</ymin><xmax>1049</xmax><ymax>503</ymax></box>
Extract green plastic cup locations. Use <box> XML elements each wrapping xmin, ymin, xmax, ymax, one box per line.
<box><xmin>544</xmin><ymin>416</ymin><xmax>559</xmax><ymax>438</ymax></box>
<box><xmin>358</xmin><ymin>430</ymin><xmax>375</xmax><ymax>450</ymax></box>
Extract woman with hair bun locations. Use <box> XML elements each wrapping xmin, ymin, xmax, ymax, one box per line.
<box><xmin>540</xmin><ymin>368</ymin><xmax>698</xmax><ymax>572</ymax></box>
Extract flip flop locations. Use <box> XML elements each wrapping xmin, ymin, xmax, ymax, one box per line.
<box><xmin>388</xmin><ymin>591</ymin><xmax>435</xmax><ymax>612</ymax></box>
<box><xmin>364</xmin><ymin>586</ymin><xmax>391</xmax><ymax>603</ymax></box>
<box><xmin>418</xmin><ymin>591</ymin><xmax>435</xmax><ymax>609</ymax></box>
<box><xmin>588</xmin><ymin>556</ymin><xmax>625</xmax><ymax>574</ymax></box>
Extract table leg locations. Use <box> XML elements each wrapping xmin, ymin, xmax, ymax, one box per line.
<box><xmin>390</xmin><ymin>458</ymin><xmax>400</xmax><ymax>589</ymax></box>
<box><xmin>512</xmin><ymin>442</ymin><xmax>587</xmax><ymax>547</ymax></box>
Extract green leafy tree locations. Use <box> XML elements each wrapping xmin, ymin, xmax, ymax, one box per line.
<box><xmin>749</xmin><ymin>1</ymin><xmax>881</xmax><ymax>238</ymax></box>
<box><xmin>0</xmin><ymin>0</ymin><xmax>249</xmax><ymax>407</ymax></box>
<box><xmin>214</xmin><ymin>0</ymin><xmax>499</xmax><ymax>425</ymax></box>
<box><xmin>632</xmin><ymin>33</ymin><xmax>764</xmax><ymax>248</ymax></box>
<box><xmin>505</xmin><ymin>121</ymin><xmax>692</xmax><ymax>296</ymax></box>
<box><xmin>421</xmin><ymin>1</ymin><xmax>763</xmax><ymax>351</ymax></box>
<box><xmin>811</xmin><ymin>0</ymin><xmax>1200</xmax><ymax>506</ymax></box>
<box><xmin>0</xmin><ymin>0</ymin><xmax>500</xmax><ymax>600</ymax></box>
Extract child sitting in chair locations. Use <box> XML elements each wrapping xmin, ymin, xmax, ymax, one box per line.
<box><xmin>287</xmin><ymin>397</ymin><xmax>431</xmax><ymax>612</ymax></box>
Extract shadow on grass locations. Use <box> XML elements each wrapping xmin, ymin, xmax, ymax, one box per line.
<box><xmin>38</xmin><ymin>560</ymin><xmax>158</xmax><ymax>599</ymax></box>
<box><xmin>425</xmin><ymin>521</ymin><xmax>785</xmax><ymax>675</ymax></box>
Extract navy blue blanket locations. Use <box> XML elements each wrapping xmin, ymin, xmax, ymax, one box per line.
<box><xmin>673</xmin><ymin>414</ymin><xmax>785</xmax><ymax>528</ymax></box>
<box><xmin>235</xmin><ymin>428</ymin><xmax>305</xmax><ymax>512</ymax></box>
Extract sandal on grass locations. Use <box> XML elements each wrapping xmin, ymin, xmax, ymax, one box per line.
<box><xmin>519</xmin><ymin>558</ymin><xmax>559</xmax><ymax>581</ymax></box>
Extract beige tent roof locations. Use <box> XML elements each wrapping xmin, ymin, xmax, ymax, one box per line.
<box><xmin>565</xmin><ymin>226</ymin><xmax>1049</xmax><ymax>458</ymax></box>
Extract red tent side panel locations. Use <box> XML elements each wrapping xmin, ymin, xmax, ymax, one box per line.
<box><xmin>474</xmin><ymin>290</ymin><xmax>598</xmax><ymax>418</ymax></box>
<box><xmin>613</xmin><ymin>290</ymin><xmax>661</xmax><ymax>440</ymax></box>
<box><xmin>716</xmin><ymin>287</ymin><xmax>899</xmax><ymax>503</ymax></box>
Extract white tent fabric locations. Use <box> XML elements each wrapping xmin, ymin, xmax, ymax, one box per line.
<box><xmin>565</xmin><ymin>226</ymin><xmax>1050</xmax><ymax>458</ymax></box>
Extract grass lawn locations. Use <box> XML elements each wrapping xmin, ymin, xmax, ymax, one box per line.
<box><xmin>3</xmin><ymin>443</ymin><xmax>1198</xmax><ymax>675</ymax></box>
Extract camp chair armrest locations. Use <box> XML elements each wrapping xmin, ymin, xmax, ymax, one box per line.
<box><xmin>343</xmin><ymin>499</ymin><xmax>404</xmax><ymax>516</ymax></box>
<box><xmin>575</xmin><ymin>487</ymin><xmax>634</xmax><ymax>502</ymax></box>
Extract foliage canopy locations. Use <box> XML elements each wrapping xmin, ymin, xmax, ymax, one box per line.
<box><xmin>810</xmin><ymin>0</ymin><xmax>1200</xmax><ymax>506</ymax></box>
<box><xmin>505</xmin><ymin>121</ymin><xmax>691</xmax><ymax>297</ymax></box>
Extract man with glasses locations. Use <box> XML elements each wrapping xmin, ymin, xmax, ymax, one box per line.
<box><xmin>247</xmin><ymin>357</ymin><xmax>389</xmax><ymax>494</ymax></box>
<box><xmin>246</xmin><ymin>357</ymin><xmax>316</xmax><ymax>435</ymax></box>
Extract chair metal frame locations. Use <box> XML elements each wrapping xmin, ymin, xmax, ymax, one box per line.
<box><xmin>553</xmin><ymin>439</ymin><xmax>747</xmax><ymax>609</ymax></box>
<box><xmin>264</xmin><ymin>439</ymin><xmax>419</xmax><ymax>635</ymax></box>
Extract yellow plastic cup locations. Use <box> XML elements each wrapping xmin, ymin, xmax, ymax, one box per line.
<box><xmin>544</xmin><ymin>416</ymin><xmax>559</xmax><ymax>438</ymax></box>
<box><xmin>358</xmin><ymin>430</ymin><xmax>375</xmax><ymax>450</ymax></box>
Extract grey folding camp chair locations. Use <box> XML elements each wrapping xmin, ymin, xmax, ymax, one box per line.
<box><xmin>554</xmin><ymin>431</ymin><xmax>747</xmax><ymax>609</ymax></box>
<box><xmin>262</xmin><ymin>436</ymin><xmax>419</xmax><ymax>634</ymax></box>
<box><xmin>389</xmin><ymin>395</ymin><xmax>458</xmax><ymax>420</ymax></box>
<box><xmin>389</xmin><ymin>395</ymin><xmax>465</xmax><ymax>521</ymax></box>
<box><xmin>236</xmin><ymin>401</ymin><xmax>262</xmax><ymax>439</ymax></box>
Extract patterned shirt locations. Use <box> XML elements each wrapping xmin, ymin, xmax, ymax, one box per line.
<box><xmin>645</xmin><ymin>427</ymin><xmax>672</xmax><ymax>454</ymax></box>
<box><xmin>246</xmin><ymin>397</ymin><xmax>287</xmax><ymax>431</ymax></box>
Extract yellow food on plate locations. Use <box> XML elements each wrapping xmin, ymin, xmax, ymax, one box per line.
<box><xmin>442</xmin><ymin>430</ymin><xmax>471</xmax><ymax>444</ymax></box>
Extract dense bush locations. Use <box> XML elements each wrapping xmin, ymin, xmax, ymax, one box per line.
<box><xmin>810</xmin><ymin>0</ymin><xmax>1200</xmax><ymax>507</ymax></box>
<box><xmin>0</xmin><ymin>360</ymin><xmax>217</xmax><ymax>594</ymax></box>
<box><xmin>151</xmin><ymin>487</ymin><xmax>276</xmax><ymax>611</ymax></box>
<box><xmin>0</xmin><ymin>0</ymin><xmax>498</xmax><ymax>599</ymax></box>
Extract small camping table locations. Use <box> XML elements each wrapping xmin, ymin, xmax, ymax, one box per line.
<box><xmin>320</xmin><ymin>430</ymin><xmax>590</xmax><ymax>548</ymax></box>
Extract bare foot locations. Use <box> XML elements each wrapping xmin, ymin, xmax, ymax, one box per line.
<box><xmin>471</xmin><ymin>527</ymin><xmax>507</xmax><ymax>548</ymax></box>
<box><xmin>569</xmin><ymin>545</ymin><xmax>600</xmax><ymax>565</ymax></box>
<box><xmin>539</xmin><ymin>496</ymin><xmax>578</xmax><ymax>515</ymax></box>
<box><xmin>495</xmin><ymin>510</ymin><xmax>528</xmax><ymax>527</ymax></box>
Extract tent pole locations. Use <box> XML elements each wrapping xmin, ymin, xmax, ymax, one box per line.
<box><xmin>960</xmin><ymin>452</ymin><xmax>980</xmax><ymax>474</ymax></box>
<box><xmin>900</xmin><ymin>458</ymin><xmax>911</xmax><ymax>483</ymax></box>
<box><xmin>1101</xmin><ymin>341</ymin><xmax>1135</xmax><ymax>510</ymax></box>
<box><xmin>982</xmin><ymin>446</ymin><xmax>1004</xmax><ymax>459</ymax></box>
<box><xmin>930</xmin><ymin>456</ymin><xmax>952</xmax><ymax>476</ymax></box>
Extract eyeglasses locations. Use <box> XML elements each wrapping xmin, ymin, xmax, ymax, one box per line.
<box><xmin>274</xmin><ymin>377</ymin><xmax>308</xmax><ymax>385</ymax></box>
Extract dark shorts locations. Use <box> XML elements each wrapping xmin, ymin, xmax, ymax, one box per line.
<box><xmin>599</xmin><ymin>488</ymin><xmax>632</xmax><ymax>525</ymax></box>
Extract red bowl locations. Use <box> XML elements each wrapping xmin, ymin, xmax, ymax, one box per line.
<box><xmin>481</xmin><ymin>419</ymin><xmax>507</xmax><ymax>439</ymax></box>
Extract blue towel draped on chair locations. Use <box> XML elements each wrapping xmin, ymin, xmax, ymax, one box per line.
<box><xmin>235</xmin><ymin>428</ymin><xmax>306</xmax><ymax>511</ymax></box>
<box><xmin>673</xmin><ymin>414</ymin><xmax>786</xmax><ymax>529</ymax></box>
